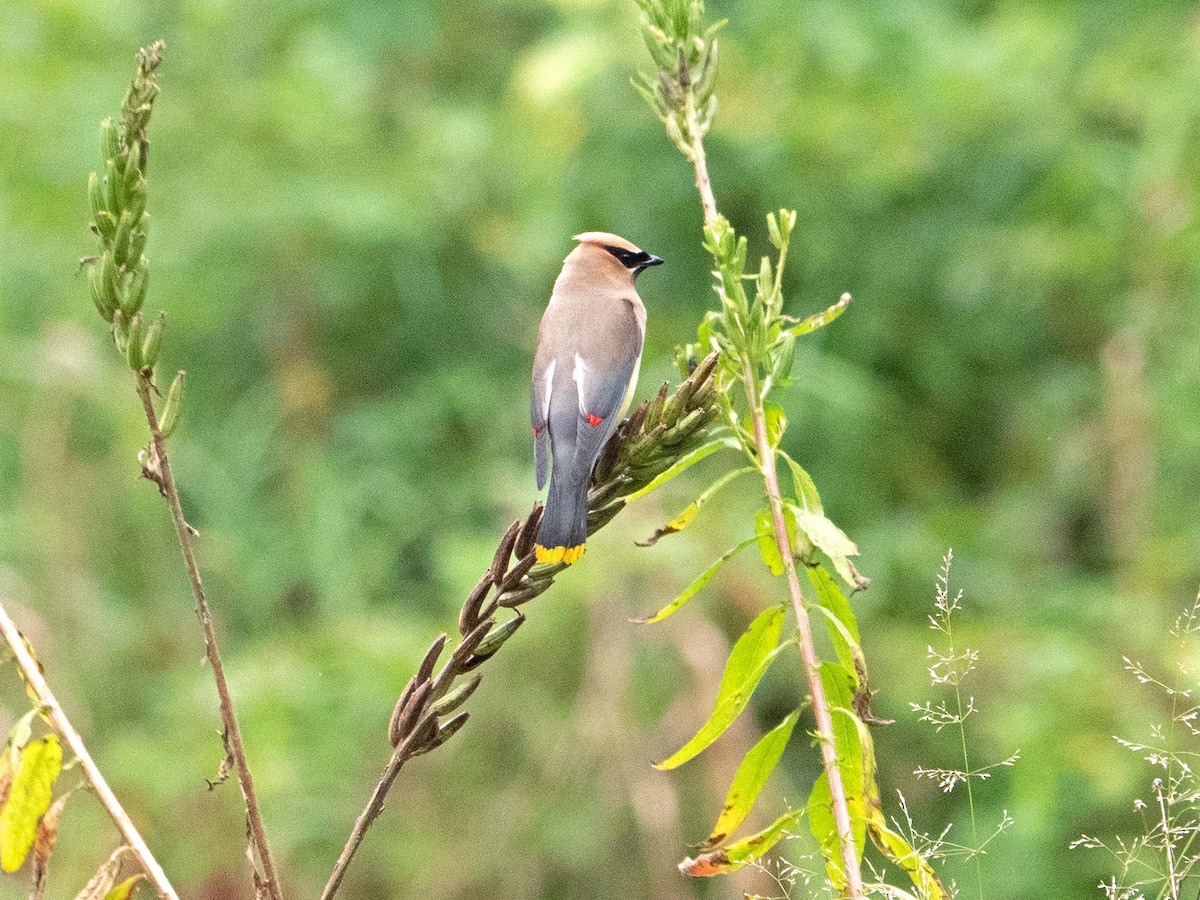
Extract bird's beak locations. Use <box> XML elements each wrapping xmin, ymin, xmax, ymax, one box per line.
<box><xmin>645</xmin><ymin>254</ymin><xmax>664</xmax><ymax>268</ymax></box>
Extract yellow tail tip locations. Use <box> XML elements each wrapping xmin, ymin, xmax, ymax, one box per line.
<box><xmin>536</xmin><ymin>544</ymin><xmax>586</xmax><ymax>565</ymax></box>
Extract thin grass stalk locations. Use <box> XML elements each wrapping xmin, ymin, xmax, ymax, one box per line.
<box><xmin>0</xmin><ymin>598</ymin><xmax>179</xmax><ymax>900</ymax></box>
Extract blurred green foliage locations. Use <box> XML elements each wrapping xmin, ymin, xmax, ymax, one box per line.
<box><xmin>0</xmin><ymin>1</ymin><xmax>1198</xmax><ymax>898</ymax></box>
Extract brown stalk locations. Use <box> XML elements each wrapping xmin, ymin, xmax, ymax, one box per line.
<box><xmin>321</xmin><ymin>356</ymin><xmax>721</xmax><ymax>900</ymax></box>
<box><xmin>135</xmin><ymin>373</ymin><xmax>283</xmax><ymax>900</ymax></box>
<box><xmin>0</xmin><ymin>598</ymin><xmax>178</xmax><ymax>900</ymax></box>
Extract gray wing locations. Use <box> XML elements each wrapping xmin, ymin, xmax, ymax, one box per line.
<box><xmin>531</xmin><ymin>349</ymin><xmax>552</xmax><ymax>489</ymax></box>
<box><xmin>570</xmin><ymin>304</ymin><xmax>643</xmax><ymax>482</ymax></box>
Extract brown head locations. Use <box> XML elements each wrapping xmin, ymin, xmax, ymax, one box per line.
<box><xmin>564</xmin><ymin>231</ymin><xmax>664</xmax><ymax>285</ymax></box>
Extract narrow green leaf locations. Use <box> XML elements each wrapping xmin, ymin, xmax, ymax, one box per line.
<box><xmin>754</xmin><ymin>506</ymin><xmax>796</xmax><ymax>576</ymax></box>
<box><xmin>0</xmin><ymin>735</ymin><xmax>63</xmax><ymax>872</ymax></box>
<box><xmin>783</xmin><ymin>292</ymin><xmax>851</xmax><ymax>338</ymax></box>
<box><xmin>655</xmin><ymin>605</ymin><xmax>788</xmax><ymax>770</ymax></box>
<box><xmin>778</xmin><ymin>450</ymin><xmax>822</xmax><ymax>514</ymax></box>
<box><xmin>623</xmin><ymin>438</ymin><xmax>737</xmax><ymax>503</ymax></box>
<box><xmin>639</xmin><ymin>466</ymin><xmax>754</xmax><ymax>546</ymax></box>
<box><xmin>807</xmin><ymin>566</ymin><xmax>862</xmax><ymax>680</ymax></box>
<box><xmin>703</xmin><ymin>710</ymin><xmax>799</xmax><ymax>848</ymax></box>
<box><xmin>634</xmin><ymin>538</ymin><xmax>756</xmax><ymax>624</ymax></box>
<box><xmin>763</xmin><ymin>404</ymin><xmax>786</xmax><ymax>447</ymax></box>
<box><xmin>680</xmin><ymin>808</ymin><xmax>804</xmax><ymax>876</ymax></box>
<box><xmin>807</xmin><ymin>664</ymin><xmax>870</xmax><ymax>889</ymax></box>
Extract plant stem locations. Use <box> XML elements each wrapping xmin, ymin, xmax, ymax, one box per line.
<box><xmin>320</xmin><ymin>724</ymin><xmax>428</xmax><ymax>900</ymax></box>
<box><xmin>742</xmin><ymin>356</ymin><xmax>865</xmax><ymax>899</ymax></box>
<box><xmin>684</xmin><ymin>95</ymin><xmax>718</xmax><ymax>227</ymax></box>
<box><xmin>681</xmin><ymin>78</ymin><xmax>864</xmax><ymax>896</ymax></box>
<box><xmin>0</xmin><ymin>598</ymin><xmax>179</xmax><ymax>900</ymax></box>
<box><xmin>134</xmin><ymin>373</ymin><xmax>284</xmax><ymax>900</ymax></box>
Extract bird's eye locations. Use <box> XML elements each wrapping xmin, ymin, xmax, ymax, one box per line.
<box><xmin>604</xmin><ymin>246</ymin><xmax>644</xmax><ymax>268</ymax></box>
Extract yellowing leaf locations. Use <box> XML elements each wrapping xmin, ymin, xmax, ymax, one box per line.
<box><xmin>0</xmin><ymin>735</ymin><xmax>63</xmax><ymax>872</ymax></box>
<box><xmin>791</xmin><ymin>507</ymin><xmax>868</xmax><ymax>591</ymax></box>
<box><xmin>868</xmin><ymin>814</ymin><xmax>946</xmax><ymax>900</ymax></box>
<box><xmin>680</xmin><ymin>808</ymin><xmax>803</xmax><ymax>877</ymax></box>
<box><xmin>102</xmin><ymin>875</ymin><xmax>143</xmax><ymax>900</ymax></box>
<box><xmin>634</xmin><ymin>538</ymin><xmax>757</xmax><ymax>624</ymax></box>
<box><xmin>703</xmin><ymin>710</ymin><xmax>798</xmax><ymax>848</ymax></box>
<box><xmin>638</xmin><ymin>466</ymin><xmax>754</xmax><ymax>546</ymax></box>
<box><xmin>783</xmin><ymin>292</ymin><xmax>851</xmax><ymax>338</ymax></box>
<box><xmin>655</xmin><ymin>605</ymin><xmax>789</xmax><ymax>770</ymax></box>
<box><xmin>763</xmin><ymin>404</ymin><xmax>786</xmax><ymax>447</ymax></box>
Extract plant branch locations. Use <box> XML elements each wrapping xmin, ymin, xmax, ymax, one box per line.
<box><xmin>742</xmin><ymin>357</ymin><xmax>866</xmax><ymax>898</ymax></box>
<box><xmin>321</xmin><ymin>356</ymin><xmax>722</xmax><ymax>899</ymax></box>
<box><xmin>135</xmin><ymin>373</ymin><xmax>283</xmax><ymax>900</ymax></box>
<box><xmin>684</xmin><ymin>94</ymin><xmax>718</xmax><ymax>227</ymax></box>
<box><xmin>0</xmin><ymin>598</ymin><xmax>179</xmax><ymax>900</ymax></box>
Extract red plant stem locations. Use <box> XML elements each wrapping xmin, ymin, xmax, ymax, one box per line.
<box><xmin>742</xmin><ymin>361</ymin><xmax>865</xmax><ymax>897</ymax></box>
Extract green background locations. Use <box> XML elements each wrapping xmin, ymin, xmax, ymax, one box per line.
<box><xmin>1</xmin><ymin>0</ymin><xmax>1198</xmax><ymax>897</ymax></box>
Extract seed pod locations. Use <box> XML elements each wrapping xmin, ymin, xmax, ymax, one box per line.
<box><xmin>141</xmin><ymin>312</ymin><xmax>164</xmax><ymax>370</ymax></box>
<box><xmin>100</xmin><ymin>252</ymin><xmax>121</xmax><ymax>306</ymax></box>
<box><xmin>88</xmin><ymin>172</ymin><xmax>107</xmax><ymax>227</ymax></box>
<box><xmin>458</xmin><ymin>575</ymin><xmax>492</xmax><ymax>636</ymax></box>
<box><xmin>451</xmin><ymin>617</ymin><xmax>493</xmax><ymax>666</ymax></box>
<box><xmin>489</xmin><ymin>520</ymin><xmax>520</xmax><ymax>585</ymax></box>
<box><xmin>123</xmin><ymin>146</ymin><xmax>142</xmax><ymax>185</ymax></box>
<box><xmin>125</xmin><ymin>187</ymin><xmax>146</xmax><ymax>224</ymax></box>
<box><xmin>410</xmin><ymin>711</ymin><xmax>469</xmax><ymax>757</ymax></box>
<box><xmin>127</xmin><ymin>213</ymin><xmax>150</xmax><ymax>261</ymax></box>
<box><xmin>388</xmin><ymin>681</ymin><xmax>431</xmax><ymax>747</ymax></box>
<box><xmin>104</xmin><ymin>160</ymin><xmax>126</xmax><ymax>214</ymax></box>
<box><xmin>125</xmin><ymin>313</ymin><xmax>144</xmax><ymax>370</ymax></box>
<box><xmin>100</xmin><ymin>118</ymin><xmax>120</xmax><ymax>164</ymax></box>
<box><xmin>497</xmin><ymin>550</ymin><xmax>536</xmax><ymax>593</ymax></box>
<box><xmin>159</xmin><ymin>371</ymin><xmax>184</xmax><ymax>438</ymax></box>
<box><xmin>112</xmin><ymin>211</ymin><xmax>134</xmax><ymax>267</ymax></box>
<box><xmin>471</xmin><ymin>615</ymin><xmax>525</xmax><ymax>659</ymax></box>
<box><xmin>415</xmin><ymin>635</ymin><xmax>447</xmax><ymax>685</ymax></box>
<box><xmin>429</xmin><ymin>674</ymin><xmax>482</xmax><ymax>717</ymax></box>
<box><xmin>88</xmin><ymin>265</ymin><xmax>114</xmax><ymax>321</ymax></box>
<box><xmin>121</xmin><ymin>265</ymin><xmax>148</xmax><ymax>318</ymax></box>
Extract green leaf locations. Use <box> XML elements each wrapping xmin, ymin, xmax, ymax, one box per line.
<box><xmin>622</xmin><ymin>438</ymin><xmax>737</xmax><ymax>503</ymax></box>
<box><xmin>754</xmin><ymin>506</ymin><xmax>796</xmax><ymax>576</ymax></box>
<box><xmin>639</xmin><ymin>466</ymin><xmax>754</xmax><ymax>546</ymax></box>
<box><xmin>807</xmin><ymin>664</ymin><xmax>869</xmax><ymax>890</ymax></box>
<box><xmin>0</xmin><ymin>735</ymin><xmax>62</xmax><ymax>872</ymax></box>
<box><xmin>783</xmin><ymin>292</ymin><xmax>851</xmax><ymax>338</ymax></box>
<box><xmin>679</xmin><ymin>808</ymin><xmax>803</xmax><ymax>876</ymax></box>
<box><xmin>703</xmin><ymin>710</ymin><xmax>799</xmax><ymax>848</ymax></box>
<box><xmin>779</xmin><ymin>450</ymin><xmax>822</xmax><ymax>514</ymax></box>
<box><xmin>634</xmin><ymin>538</ymin><xmax>757</xmax><ymax>624</ymax></box>
<box><xmin>791</xmin><ymin>507</ymin><xmax>867</xmax><ymax>590</ymax></box>
<box><xmin>807</xmin><ymin>566</ymin><xmax>862</xmax><ymax>681</ymax></box>
<box><xmin>655</xmin><ymin>605</ymin><xmax>789</xmax><ymax>770</ymax></box>
<box><xmin>763</xmin><ymin>404</ymin><xmax>786</xmax><ymax>447</ymax></box>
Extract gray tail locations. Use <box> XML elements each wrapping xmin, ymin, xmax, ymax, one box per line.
<box><xmin>535</xmin><ymin>472</ymin><xmax>588</xmax><ymax>564</ymax></box>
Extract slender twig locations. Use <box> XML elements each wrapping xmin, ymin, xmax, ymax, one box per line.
<box><xmin>134</xmin><ymin>373</ymin><xmax>284</xmax><ymax>900</ymax></box>
<box><xmin>320</xmin><ymin>358</ymin><xmax>721</xmax><ymax>900</ymax></box>
<box><xmin>742</xmin><ymin>357</ymin><xmax>866</xmax><ymax>898</ymax></box>
<box><xmin>0</xmin><ymin>598</ymin><xmax>179</xmax><ymax>900</ymax></box>
<box><xmin>684</xmin><ymin>95</ymin><xmax>718</xmax><ymax>227</ymax></box>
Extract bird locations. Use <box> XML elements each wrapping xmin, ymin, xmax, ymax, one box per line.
<box><xmin>531</xmin><ymin>232</ymin><xmax>664</xmax><ymax>565</ymax></box>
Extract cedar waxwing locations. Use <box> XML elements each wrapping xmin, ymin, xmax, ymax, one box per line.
<box><xmin>532</xmin><ymin>232</ymin><xmax>664</xmax><ymax>565</ymax></box>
